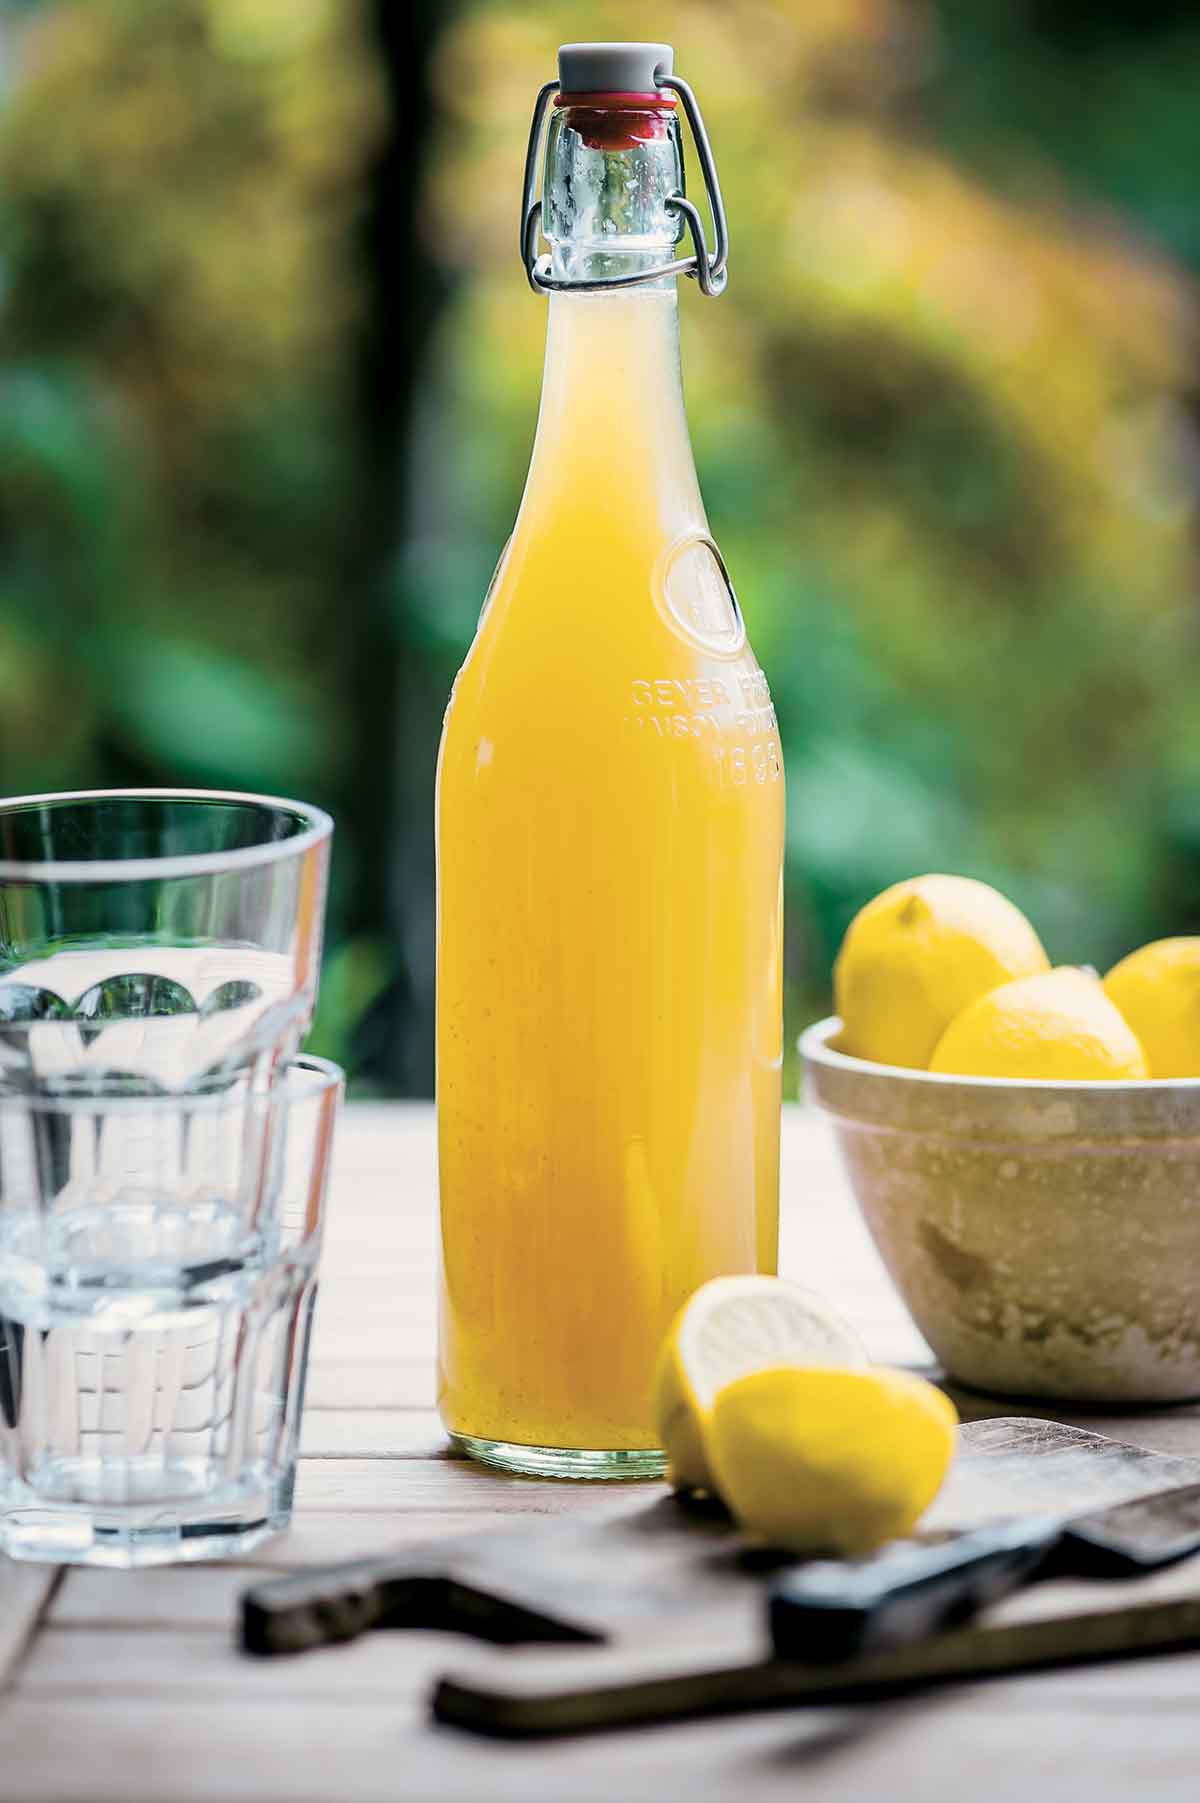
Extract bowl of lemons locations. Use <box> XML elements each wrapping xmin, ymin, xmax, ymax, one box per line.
<box><xmin>801</xmin><ymin>875</ymin><xmax>1200</xmax><ymax>1404</ymax></box>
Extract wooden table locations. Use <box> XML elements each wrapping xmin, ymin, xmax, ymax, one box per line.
<box><xmin>3</xmin><ymin>1103</ymin><xmax>1200</xmax><ymax>1801</ymax></box>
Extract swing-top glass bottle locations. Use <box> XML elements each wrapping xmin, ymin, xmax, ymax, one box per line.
<box><xmin>436</xmin><ymin>42</ymin><xmax>785</xmax><ymax>1478</ymax></box>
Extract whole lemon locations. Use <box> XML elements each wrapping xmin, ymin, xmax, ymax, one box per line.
<box><xmin>930</xmin><ymin>967</ymin><xmax>1148</xmax><ymax>1080</ymax></box>
<box><xmin>653</xmin><ymin>1276</ymin><xmax>867</xmax><ymax>1493</ymax></box>
<box><xmin>1102</xmin><ymin>938</ymin><xmax>1200</xmax><ymax>1078</ymax></box>
<box><xmin>708</xmin><ymin>1366</ymin><xmax>957</xmax><ymax>1556</ymax></box>
<box><xmin>834</xmin><ymin>875</ymin><xmax>1048</xmax><ymax>1069</ymax></box>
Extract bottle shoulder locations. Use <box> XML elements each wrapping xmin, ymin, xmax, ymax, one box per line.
<box><xmin>463</xmin><ymin>512</ymin><xmax>749</xmax><ymax>644</ymax></box>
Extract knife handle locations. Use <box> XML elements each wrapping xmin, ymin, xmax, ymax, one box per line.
<box><xmin>769</xmin><ymin>1515</ymin><xmax>1062</xmax><ymax>1665</ymax></box>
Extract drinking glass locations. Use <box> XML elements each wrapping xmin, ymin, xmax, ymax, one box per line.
<box><xmin>0</xmin><ymin>1054</ymin><xmax>342</xmax><ymax>1565</ymax></box>
<box><xmin>0</xmin><ymin>788</ymin><xmax>332</xmax><ymax>1096</ymax></box>
<box><xmin>0</xmin><ymin>789</ymin><xmax>339</xmax><ymax>1563</ymax></box>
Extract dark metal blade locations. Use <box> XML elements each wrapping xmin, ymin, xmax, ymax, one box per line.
<box><xmin>1058</xmin><ymin>1481</ymin><xmax>1200</xmax><ymax>1576</ymax></box>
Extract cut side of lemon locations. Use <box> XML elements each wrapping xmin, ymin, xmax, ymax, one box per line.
<box><xmin>654</xmin><ymin>1275</ymin><xmax>868</xmax><ymax>1493</ymax></box>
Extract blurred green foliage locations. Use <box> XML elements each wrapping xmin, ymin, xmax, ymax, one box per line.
<box><xmin>3</xmin><ymin>0</ymin><xmax>1200</xmax><ymax>1091</ymax></box>
<box><xmin>0</xmin><ymin>0</ymin><xmax>392</xmax><ymax>1070</ymax></box>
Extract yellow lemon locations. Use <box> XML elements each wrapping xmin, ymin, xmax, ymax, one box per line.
<box><xmin>653</xmin><ymin>1276</ymin><xmax>866</xmax><ymax>1493</ymax></box>
<box><xmin>708</xmin><ymin>1367</ymin><xmax>957</xmax><ymax>1556</ymax></box>
<box><xmin>930</xmin><ymin>966</ymin><xmax>1148</xmax><ymax>1080</ymax></box>
<box><xmin>834</xmin><ymin>874</ymin><xmax>1048</xmax><ymax>1069</ymax></box>
<box><xmin>1102</xmin><ymin>938</ymin><xmax>1200</xmax><ymax>1078</ymax></box>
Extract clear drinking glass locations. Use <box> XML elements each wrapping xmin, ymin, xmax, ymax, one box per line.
<box><xmin>0</xmin><ymin>788</ymin><xmax>332</xmax><ymax>1097</ymax></box>
<box><xmin>0</xmin><ymin>1053</ymin><xmax>342</xmax><ymax>1565</ymax></box>
<box><xmin>0</xmin><ymin>789</ymin><xmax>339</xmax><ymax>1563</ymax></box>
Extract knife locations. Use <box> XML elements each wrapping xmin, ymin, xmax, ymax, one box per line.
<box><xmin>769</xmin><ymin>1480</ymin><xmax>1200</xmax><ymax>1664</ymax></box>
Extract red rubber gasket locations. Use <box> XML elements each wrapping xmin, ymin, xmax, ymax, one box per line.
<box><xmin>555</xmin><ymin>92</ymin><xmax>676</xmax><ymax>150</ymax></box>
<box><xmin>554</xmin><ymin>90</ymin><xmax>677</xmax><ymax>108</ymax></box>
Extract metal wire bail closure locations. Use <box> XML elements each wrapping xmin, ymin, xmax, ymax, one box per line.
<box><xmin>520</xmin><ymin>71</ymin><xmax>730</xmax><ymax>298</ymax></box>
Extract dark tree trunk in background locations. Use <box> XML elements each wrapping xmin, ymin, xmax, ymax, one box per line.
<box><xmin>348</xmin><ymin>0</ymin><xmax>449</xmax><ymax>1094</ymax></box>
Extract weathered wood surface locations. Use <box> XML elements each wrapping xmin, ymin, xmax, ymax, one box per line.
<box><xmin>5</xmin><ymin>1102</ymin><xmax>1200</xmax><ymax>1801</ymax></box>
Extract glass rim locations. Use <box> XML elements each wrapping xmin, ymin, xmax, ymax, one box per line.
<box><xmin>0</xmin><ymin>1052</ymin><xmax>345</xmax><ymax>1116</ymax></box>
<box><xmin>0</xmin><ymin>788</ymin><xmax>333</xmax><ymax>884</ymax></box>
<box><xmin>281</xmin><ymin>1052</ymin><xmax>345</xmax><ymax>1101</ymax></box>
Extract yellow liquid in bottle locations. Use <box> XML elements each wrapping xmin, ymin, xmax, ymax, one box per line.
<box><xmin>436</xmin><ymin>289</ymin><xmax>784</xmax><ymax>1470</ymax></box>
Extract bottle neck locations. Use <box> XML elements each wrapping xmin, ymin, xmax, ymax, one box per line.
<box><xmin>522</xmin><ymin>97</ymin><xmax>703</xmax><ymax>539</ymax></box>
<box><xmin>543</xmin><ymin>94</ymin><xmax>685</xmax><ymax>287</ymax></box>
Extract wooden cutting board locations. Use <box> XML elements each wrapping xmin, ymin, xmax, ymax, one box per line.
<box><xmin>244</xmin><ymin>1418</ymin><xmax>1200</xmax><ymax>1736</ymax></box>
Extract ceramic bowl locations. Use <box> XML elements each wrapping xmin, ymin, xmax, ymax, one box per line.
<box><xmin>801</xmin><ymin>1017</ymin><xmax>1200</xmax><ymax>1404</ymax></box>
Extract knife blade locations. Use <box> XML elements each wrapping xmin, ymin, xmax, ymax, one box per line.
<box><xmin>769</xmin><ymin>1480</ymin><xmax>1200</xmax><ymax>1665</ymax></box>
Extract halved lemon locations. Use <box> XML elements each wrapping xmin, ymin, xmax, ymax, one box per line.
<box><xmin>653</xmin><ymin>1275</ymin><xmax>867</xmax><ymax>1492</ymax></box>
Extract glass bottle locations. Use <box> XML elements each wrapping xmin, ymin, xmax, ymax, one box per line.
<box><xmin>436</xmin><ymin>42</ymin><xmax>784</xmax><ymax>1478</ymax></box>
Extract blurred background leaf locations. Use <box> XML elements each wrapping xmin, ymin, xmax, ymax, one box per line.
<box><xmin>2</xmin><ymin>0</ymin><xmax>1199</xmax><ymax>1092</ymax></box>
